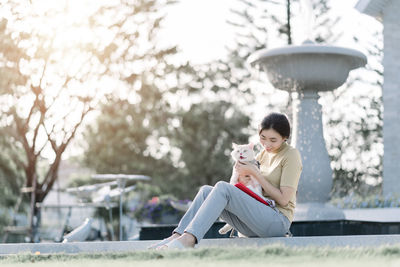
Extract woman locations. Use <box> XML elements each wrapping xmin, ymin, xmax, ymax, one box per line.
<box><xmin>150</xmin><ymin>112</ymin><xmax>302</xmax><ymax>249</ymax></box>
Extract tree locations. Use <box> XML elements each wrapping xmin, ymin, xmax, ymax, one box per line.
<box><xmin>81</xmin><ymin>0</ymin><xmax>269</xmax><ymax>200</ymax></box>
<box><xmin>324</xmin><ymin>27</ymin><xmax>383</xmax><ymax>197</ymax></box>
<box><xmin>82</xmin><ymin>95</ymin><xmax>181</xmax><ymax>193</ymax></box>
<box><xmin>170</xmin><ymin>101</ymin><xmax>251</xmax><ymax>196</ymax></box>
<box><xmin>326</xmin><ymin>94</ymin><xmax>383</xmax><ymax>197</ymax></box>
<box><xmin>210</xmin><ymin>0</ymin><xmax>341</xmax><ymax>130</ymax></box>
<box><xmin>0</xmin><ymin>0</ymin><xmax>176</xmax><ymax>241</ymax></box>
<box><xmin>76</xmin><ymin>0</ymin><xmax>190</xmax><ymax>199</ymax></box>
<box><xmin>0</xmin><ymin>3</ymin><xmax>97</xmax><ymax>241</ymax></box>
<box><xmin>83</xmin><ymin>98</ymin><xmax>251</xmax><ymax>199</ymax></box>
<box><xmin>0</xmin><ymin>133</ymin><xmax>25</xmax><ymax>237</ymax></box>
<box><xmin>227</xmin><ymin>0</ymin><xmax>384</xmax><ymax>198</ymax></box>
<box><xmin>81</xmin><ymin>0</ymin><xmax>297</xmax><ymax>201</ymax></box>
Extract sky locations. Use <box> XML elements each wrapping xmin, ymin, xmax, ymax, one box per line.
<box><xmin>160</xmin><ymin>0</ymin><xmax>236</xmax><ymax>64</ymax></box>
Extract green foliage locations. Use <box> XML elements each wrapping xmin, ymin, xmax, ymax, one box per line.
<box><xmin>83</xmin><ymin>98</ymin><xmax>251</xmax><ymax>199</ymax></box>
<box><xmin>80</xmin><ymin>0</ymin><xmax>254</xmax><ymax>200</ymax></box>
<box><xmin>82</xmin><ymin>96</ymin><xmax>172</xmax><ymax>173</ymax></box>
<box><xmin>331</xmin><ymin>192</ymin><xmax>400</xmax><ymax>209</ymax></box>
<box><xmin>78</xmin><ymin>0</ymin><xmax>179</xmax><ymax>182</ymax></box>
<box><xmin>0</xmin><ymin>19</ymin><xmax>28</xmax><ymax>93</ymax></box>
<box><xmin>311</xmin><ymin>0</ymin><xmax>342</xmax><ymax>44</ymax></box>
<box><xmin>0</xmin><ymin>0</ymin><xmax>179</xmax><ymax>199</ymax></box>
<box><xmin>0</xmin><ymin>134</ymin><xmax>23</xmax><ymax>202</ymax></box>
<box><xmin>326</xmin><ymin>14</ymin><xmax>384</xmax><ymax>197</ymax></box>
<box><xmin>65</xmin><ymin>174</ymin><xmax>93</xmax><ymax>188</ymax></box>
<box><xmin>0</xmin><ymin>154</ymin><xmax>22</xmax><ymax>207</ymax></box>
<box><xmin>326</xmin><ymin>92</ymin><xmax>383</xmax><ymax>197</ymax></box>
<box><xmin>130</xmin><ymin>195</ymin><xmax>185</xmax><ymax>224</ymax></box>
<box><xmin>0</xmin><ymin>132</ymin><xmax>25</xmax><ymax>232</ymax></box>
<box><xmin>171</xmin><ymin>101</ymin><xmax>250</xmax><ymax>189</ymax></box>
<box><xmin>81</xmin><ymin>98</ymin><xmax>180</xmax><ymax>195</ymax></box>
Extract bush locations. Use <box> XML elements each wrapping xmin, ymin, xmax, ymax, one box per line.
<box><xmin>330</xmin><ymin>193</ymin><xmax>400</xmax><ymax>209</ymax></box>
<box><xmin>130</xmin><ymin>195</ymin><xmax>188</xmax><ymax>224</ymax></box>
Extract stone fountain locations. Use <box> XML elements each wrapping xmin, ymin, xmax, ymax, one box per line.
<box><xmin>248</xmin><ymin>42</ymin><xmax>367</xmax><ymax>220</ymax></box>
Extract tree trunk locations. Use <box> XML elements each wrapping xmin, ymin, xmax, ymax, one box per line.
<box><xmin>286</xmin><ymin>0</ymin><xmax>294</xmax><ymax>125</ymax></box>
<box><xmin>29</xmin><ymin>174</ymin><xmax>40</xmax><ymax>242</ymax></box>
<box><xmin>28</xmin><ymin>153</ymin><xmax>63</xmax><ymax>242</ymax></box>
<box><xmin>286</xmin><ymin>0</ymin><xmax>292</xmax><ymax>45</ymax></box>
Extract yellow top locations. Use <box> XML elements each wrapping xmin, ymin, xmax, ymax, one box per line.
<box><xmin>256</xmin><ymin>142</ymin><xmax>302</xmax><ymax>222</ymax></box>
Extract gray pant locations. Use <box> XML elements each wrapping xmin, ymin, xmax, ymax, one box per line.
<box><xmin>173</xmin><ymin>181</ymin><xmax>291</xmax><ymax>243</ymax></box>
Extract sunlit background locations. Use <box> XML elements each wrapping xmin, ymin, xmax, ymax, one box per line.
<box><xmin>0</xmin><ymin>0</ymin><xmax>387</xmax><ymax>243</ymax></box>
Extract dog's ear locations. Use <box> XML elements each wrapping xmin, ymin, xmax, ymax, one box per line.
<box><xmin>232</xmin><ymin>143</ymin><xmax>238</xmax><ymax>149</ymax></box>
<box><xmin>249</xmin><ymin>143</ymin><xmax>254</xmax><ymax>149</ymax></box>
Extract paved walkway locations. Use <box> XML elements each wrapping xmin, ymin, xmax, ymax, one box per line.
<box><xmin>1</xmin><ymin>235</ymin><xmax>400</xmax><ymax>255</ymax></box>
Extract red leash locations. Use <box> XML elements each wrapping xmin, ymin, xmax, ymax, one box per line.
<box><xmin>234</xmin><ymin>183</ymin><xmax>271</xmax><ymax>207</ymax></box>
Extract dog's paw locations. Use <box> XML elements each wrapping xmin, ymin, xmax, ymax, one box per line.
<box><xmin>219</xmin><ymin>224</ymin><xmax>233</xmax><ymax>235</ymax></box>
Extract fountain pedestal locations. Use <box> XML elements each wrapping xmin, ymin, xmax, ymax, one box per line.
<box><xmin>294</xmin><ymin>90</ymin><xmax>332</xmax><ymax>203</ymax></box>
<box><xmin>249</xmin><ymin>43</ymin><xmax>367</xmax><ymax>221</ymax></box>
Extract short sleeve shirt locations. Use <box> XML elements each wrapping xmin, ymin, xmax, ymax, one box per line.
<box><xmin>256</xmin><ymin>142</ymin><xmax>302</xmax><ymax>222</ymax></box>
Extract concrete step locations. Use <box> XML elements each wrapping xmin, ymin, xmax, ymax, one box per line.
<box><xmin>1</xmin><ymin>235</ymin><xmax>400</xmax><ymax>255</ymax></box>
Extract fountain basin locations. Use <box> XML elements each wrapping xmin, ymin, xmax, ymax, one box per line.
<box><xmin>248</xmin><ymin>44</ymin><xmax>367</xmax><ymax>92</ymax></box>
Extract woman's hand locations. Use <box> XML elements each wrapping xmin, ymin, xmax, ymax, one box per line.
<box><xmin>235</xmin><ymin>162</ymin><xmax>259</xmax><ymax>178</ymax></box>
<box><xmin>235</xmin><ymin>162</ymin><xmax>296</xmax><ymax>207</ymax></box>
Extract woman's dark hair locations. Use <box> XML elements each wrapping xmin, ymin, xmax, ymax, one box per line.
<box><xmin>259</xmin><ymin>112</ymin><xmax>291</xmax><ymax>139</ymax></box>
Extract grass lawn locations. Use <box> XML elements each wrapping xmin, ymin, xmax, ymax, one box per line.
<box><xmin>1</xmin><ymin>245</ymin><xmax>400</xmax><ymax>267</ymax></box>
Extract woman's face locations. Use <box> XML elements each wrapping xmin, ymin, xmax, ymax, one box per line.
<box><xmin>259</xmin><ymin>128</ymin><xmax>286</xmax><ymax>153</ymax></box>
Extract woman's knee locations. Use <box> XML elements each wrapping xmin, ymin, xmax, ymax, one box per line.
<box><xmin>214</xmin><ymin>181</ymin><xmax>232</xmax><ymax>192</ymax></box>
<box><xmin>199</xmin><ymin>185</ymin><xmax>213</xmax><ymax>195</ymax></box>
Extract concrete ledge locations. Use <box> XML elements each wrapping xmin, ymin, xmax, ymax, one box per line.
<box><xmin>1</xmin><ymin>235</ymin><xmax>400</xmax><ymax>255</ymax></box>
<box><xmin>198</xmin><ymin>235</ymin><xmax>400</xmax><ymax>248</ymax></box>
<box><xmin>344</xmin><ymin>208</ymin><xmax>400</xmax><ymax>222</ymax></box>
<box><xmin>0</xmin><ymin>240</ymin><xmax>154</xmax><ymax>255</ymax></box>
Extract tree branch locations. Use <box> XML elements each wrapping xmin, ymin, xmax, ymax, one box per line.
<box><xmin>64</xmin><ymin>101</ymin><xmax>94</xmax><ymax>146</ymax></box>
<box><xmin>40</xmin><ymin>101</ymin><xmax>93</xmax><ymax>192</ymax></box>
<box><xmin>30</xmin><ymin>91</ymin><xmax>46</xmax><ymax>156</ymax></box>
<box><xmin>12</xmin><ymin>108</ymin><xmax>33</xmax><ymax>158</ymax></box>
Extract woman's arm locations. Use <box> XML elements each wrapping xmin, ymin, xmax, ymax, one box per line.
<box><xmin>235</xmin><ymin>163</ymin><xmax>295</xmax><ymax>207</ymax></box>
